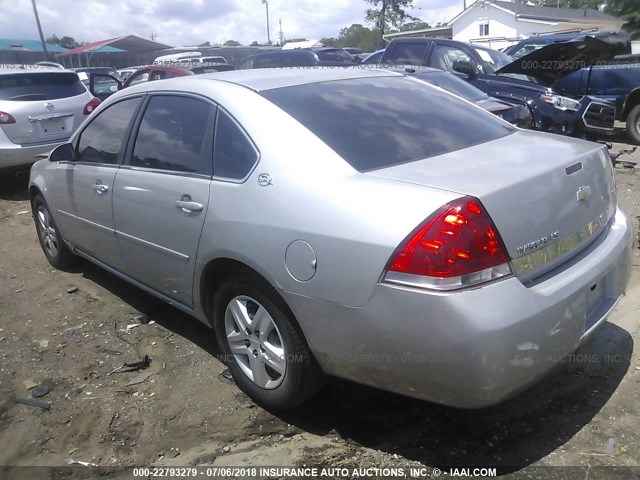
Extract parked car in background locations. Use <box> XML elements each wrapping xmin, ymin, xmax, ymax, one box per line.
<box><xmin>388</xmin><ymin>66</ymin><xmax>531</xmax><ymax>127</ymax></box>
<box><xmin>504</xmin><ymin>30</ymin><xmax>631</xmax><ymax>60</ymax></box>
<box><xmin>0</xmin><ymin>66</ymin><xmax>98</xmax><ymax>176</ymax></box>
<box><xmin>29</xmin><ymin>68</ymin><xmax>632</xmax><ymax>411</ymax></box>
<box><xmin>236</xmin><ymin>48</ymin><xmax>355</xmax><ymax>69</ymax></box>
<box><xmin>116</xmin><ymin>68</ymin><xmax>137</xmax><ymax>81</ymax></box>
<box><xmin>72</xmin><ymin>68</ymin><xmax>123</xmax><ymax>101</ymax></box>
<box><xmin>123</xmin><ymin>66</ymin><xmax>193</xmax><ymax>88</ymax></box>
<box><xmin>361</xmin><ymin>49</ymin><xmax>384</xmax><ymax>65</ymax></box>
<box><xmin>498</xmin><ymin>40</ymin><xmax>640</xmax><ymax>143</ymax></box>
<box><xmin>379</xmin><ymin>37</ymin><xmax>616</xmax><ymax>140</ymax></box>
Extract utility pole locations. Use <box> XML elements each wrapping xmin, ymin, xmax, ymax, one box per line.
<box><xmin>262</xmin><ymin>0</ymin><xmax>271</xmax><ymax>45</ymax></box>
<box><xmin>279</xmin><ymin>18</ymin><xmax>284</xmax><ymax>46</ymax></box>
<box><xmin>31</xmin><ymin>0</ymin><xmax>49</xmax><ymax>61</ymax></box>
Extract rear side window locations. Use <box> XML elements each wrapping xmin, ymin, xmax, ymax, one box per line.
<box><xmin>0</xmin><ymin>72</ymin><xmax>85</xmax><ymax>101</ymax></box>
<box><xmin>261</xmin><ymin>77</ymin><xmax>513</xmax><ymax>172</ymax></box>
<box><xmin>131</xmin><ymin>95</ymin><xmax>212</xmax><ymax>174</ymax></box>
<box><xmin>77</xmin><ymin>97</ymin><xmax>142</xmax><ymax>164</ymax></box>
<box><xmin>214</xmin><ymin>110</ymin><xmax>258</xmax><ymax>180</ymax></box>
<box><xmin>387</xmin><ymin>44</ymin><xmax>428</xmax><ymax>66</ymax></box>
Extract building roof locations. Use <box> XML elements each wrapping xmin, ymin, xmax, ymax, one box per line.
<box><xmin>494</xmin><ymin>0</ymin><xmax>620</xmax><ymax>23</ymax></box>
<box><xmin>383</xmin><ymin>26</ymin><xmax>453</xmax><ymax>41</ymax></box>
<box><xmin>0</xmin><ymin>39</ymin><xmax>67</xmax><ymax>53</ymax></box>
<box><xmin>281</xmin><ymin>39</ymin><xmax>324</xmax><ymax>50</ymax></box>
<box><xmin>56</xmin><ymin>35</ymin><xmax>171</xmax><ymax>57</ymax></box>
<box><xmin>449</xmin><ymin>0</ymin><xmax>621</xmax><ymax>25</ymax></box>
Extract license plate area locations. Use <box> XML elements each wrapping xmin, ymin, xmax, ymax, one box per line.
<box><xmin>36</xmin><ymin>117</ymin><xmax>70</xmax><ymax>136</ymax></box>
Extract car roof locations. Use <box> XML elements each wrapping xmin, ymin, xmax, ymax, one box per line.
<box><xmin>121</xmin><ymin>67</ymin><xmax>403</xmax><ymax>94</ymax></box>
<box><xmin>0</xmin><ymin>65</ymin><xmax>75</xmax><ymax>75</ymax></box>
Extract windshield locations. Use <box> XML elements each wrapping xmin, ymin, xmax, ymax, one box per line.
<box><xmin>413</xmin><ymin>71</ymin><xmax>488</xmax><ymax>102</ymax></box>
<box><xmin>262</xmin><ymin>76</ymin><xmax>513</xmax><ymax>172</ymax></box>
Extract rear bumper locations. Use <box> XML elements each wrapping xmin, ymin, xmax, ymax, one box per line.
<box><xmin>285</xmin><ymin>207</ymin><xmax>633</xmax><ymax>408</ymax></box>
<box><xmin>0</xmin><ymin>139</ymin><xmax>64</xmax><ymax>170</ymax></box>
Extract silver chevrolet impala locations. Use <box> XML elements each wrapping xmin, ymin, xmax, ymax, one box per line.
<box><xmin>29</xmin><ymin>69</ymin><xmax>633</xmax><ymax>410</ymax></box>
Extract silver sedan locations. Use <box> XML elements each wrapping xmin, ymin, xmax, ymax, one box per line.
<box><xmin>29</xmin><ymin>68</ymin><xmax>632</xmax><ymax>410</ymax></box>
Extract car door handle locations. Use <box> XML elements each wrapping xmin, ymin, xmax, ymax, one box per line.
<box><xmin>94</xmin><ymin>184</ymin><xmax>109</xmax><ymax>194</ymax></box>
<box><xmin>175</xmin><ymin>200</ymin><xmax>203</xmax><ymax>213</ymax></box>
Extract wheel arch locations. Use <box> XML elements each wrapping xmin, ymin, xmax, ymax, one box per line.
<box><xmin>623</xmin><ymin>88</ymin><xmax>640</xmax><ymax>118</ymax></box>
<box><xmin>199</xmin><ymin>257</ymin><xmax>290</xmax><ymax>327</ymax></box>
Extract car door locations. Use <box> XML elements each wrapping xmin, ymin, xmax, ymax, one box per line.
<box><xmin>52</xmin><ymin>95</ymin><xmax>144</xmax><ymax>268</ymax></box>
<box><xmin>112</xmin><ymin>94</ymin><xmax>214</xmax><ymax>307</ymax></box>
<box><xmin>88</xmin><ymin>73</ymin><xmax>122</xmax><ymax>101</ymax></box>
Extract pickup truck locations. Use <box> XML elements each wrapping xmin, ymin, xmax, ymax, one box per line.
<box><xmin>530</xmin><ymin>63</ymin><xmax>640</xmax><ymax>144</ymax></box>
<box><xmin>379</xmin><ymin>37</ymin><xmax>616</xmax><ymax>141</ymax></box>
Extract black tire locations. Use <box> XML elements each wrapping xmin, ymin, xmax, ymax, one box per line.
<box><xmin>626</xmin><ymin>104</ymin><xmax>640</xmax><ymax>145</ymax></box>
<box><xmin>213</xmin><ymin>272</ymin><xmax>325</xmax><ymax>410</ymax></box>
<box><xmin>32</xmin><ymin>194</ymin><xmax>76</xmax><ymax>269</ymax></box>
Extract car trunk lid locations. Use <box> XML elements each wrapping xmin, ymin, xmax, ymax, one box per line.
<box><xmin>368</xmin><ymin>130</ymin><xmax>616</xmax><ymax>282</ymax></box>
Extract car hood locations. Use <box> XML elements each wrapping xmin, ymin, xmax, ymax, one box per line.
<box><xmin>495</xmin><ymin>37</ymin><xmax>617</xmax><ymax>86</ymax></box>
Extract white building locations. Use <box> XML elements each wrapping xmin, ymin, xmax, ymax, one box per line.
<box><xmin>449</xmin><ymin>0</ymin><xmax>623</xmax><ymax>50</ymax></box>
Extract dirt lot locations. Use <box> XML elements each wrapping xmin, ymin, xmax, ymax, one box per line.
<box><xmin>0</xmin><ymin>138</ymin><xmax>639</xmax><ymax>480</ymax></box>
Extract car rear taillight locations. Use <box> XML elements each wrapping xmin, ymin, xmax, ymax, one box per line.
<box><xmin>83</xmin><ymin>98</ymin><xmax>101</xmax><ymax>115</ymax></box>
<box><xmin>383</xmin><ymin>196</ymin><xmax>512</xmax><ymax>291</ymax></box>
<box><xmin>0</xmin><ymin>111</ymin><xmax>16</xmax><ymax>124</ymax></box>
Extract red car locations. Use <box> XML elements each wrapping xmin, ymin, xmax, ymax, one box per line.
<box><xmin>123</xmin><ymin>66</ymin><xmax>192</xmax><ymax>88</ymax></box>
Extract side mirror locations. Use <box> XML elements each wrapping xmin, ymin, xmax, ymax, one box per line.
<box><xmin>49</xmin><ymin>143</ymin><xmax>76</xmax><ymax>162</ymax></box>
<box><xmin>452</xmin><ymin>60</ymin><xmax>478</xmax><ymax>78</ymax></box>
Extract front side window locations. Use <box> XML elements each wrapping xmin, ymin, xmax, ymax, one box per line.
<box><xmin>213</xmin><ymin>110</ymin><xmax>258</xmax><ymax>180</ymax></box>
<box><xmin>131</xmin><ymin>95</ymin><xmax>212</xmax><ymax>174</ymax></box>
<box><xmin>76</xmin><ymin>97</ymin><xmax>142</xmax><ymax>164</ymax></box>
<box><xmin>431</xmin><ymin>45</ymin><xmax>473</xmax><ymax>73</ymax></box>
<box><xmin>127</xmin><ymin>70</ymin><xmax>150</xmax><ymax>86</ymax></box>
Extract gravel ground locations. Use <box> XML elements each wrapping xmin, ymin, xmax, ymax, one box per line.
<box><xmin>0</xmin><ymin>137</ymin><xmax>639</xmax><ymax>480</ymax></box>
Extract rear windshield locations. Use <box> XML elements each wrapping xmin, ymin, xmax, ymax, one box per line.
<box><xmin>413</xmin><ymin>71</ymin><xmax>488</xmax><ymax>102</ymax></box>
<box><xmin>261</xmin><ymin>76</ymin><xmax>513</xmax><ymax>172</ymax></box>
<box><xmin>316</xmin><ymin>49</ymin><xmax>354</xmax><ymax>63</ymax></box>
<box><xmin>0</xmin><ymin>72</ymin><xmax>86</xmax><ymax>101</ymax></box>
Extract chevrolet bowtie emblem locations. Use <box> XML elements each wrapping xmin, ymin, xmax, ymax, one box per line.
<box><xmin>576</xmin><ymin>186</ymin><xmax>591</xmax><ymax>202</ymax></box>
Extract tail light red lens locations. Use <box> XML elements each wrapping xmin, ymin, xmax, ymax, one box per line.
<box><xmin>83</xmin><ymin>98</ymin><xmax>101</xmax><ymax>115</ymax></box>
<box><xmin>0</xmin><ymin>111</ymin><xmax>16</xmax><ymax>124</ymax></box>
<box><xmin>384</xmin><ymin>196</ymin><xmax>512</xmax><ymax>290</ymax></box>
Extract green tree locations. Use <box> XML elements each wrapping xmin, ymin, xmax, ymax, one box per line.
<box><xmin>46</xmin><ymin>35</ymin><xmax>82</xmax><ymax>49</ymax></box>
<box><xmin>398</xmin><ymin>20</ymin><xmax>431</xmax><ymax>32</ymax></box>
<box><xmin>606</xmin><ymin>0</ymin><xmax>640</xmax><ymax>39</ymax></box>
<box><xmin>250</xmin><ymin>40</ymin><xmax>260</xmax><ymax>46</ymax></box>
<box><xmin>223</xmin><ymin>40</ymin><xmax>241</xmax><ymax>46</ymax></box>
<box><xmin>364</xmin><ymin>0</ymin><xmax>416</xmax><ymax>47</ymax></box>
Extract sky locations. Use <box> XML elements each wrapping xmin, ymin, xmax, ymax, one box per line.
<box><xmin>0</xmin><ymin>0</ymin><xmax>464</xmax><ymax>47</ymax></box>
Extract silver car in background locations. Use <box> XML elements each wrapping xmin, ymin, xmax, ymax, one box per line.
<box><xmin>0</xmin><ymin>66</ymin><xmax>99</xmax><ymax>175</ymax></box>
<box><xmin>29</xmin><ymin>69</ymin><xmax>632</xmax><ymax>410</ymax></box>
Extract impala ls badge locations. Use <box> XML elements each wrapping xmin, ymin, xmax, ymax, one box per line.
<box><xmin>576</xmin><ymin>186</ymin><xmax>591</xmax><ymax>202</ymax></box>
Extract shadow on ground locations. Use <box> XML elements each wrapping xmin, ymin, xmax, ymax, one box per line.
<box><xmin>276</xmin><ymin>322</ymin><xmax>632</xmax><ymax>471</ymax></box>
<box><xmin>0</xmin><ymin>173</ymin><xmax>30</xmax><ymax>201</ymax></box>
<box><xmin>66</xmin><ymin>258</ymin><xmax>632</xmax><ymax>472</ymax></box>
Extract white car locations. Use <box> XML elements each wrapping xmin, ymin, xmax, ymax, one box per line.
<box><xmin>0</xmin><ymin>65</ymin><xmax>99</xmax><ymax>175</ymax></box>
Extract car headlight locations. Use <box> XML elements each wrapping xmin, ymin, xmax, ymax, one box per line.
<box><xmin>540</xmin><ymin>93</ymin><xmax>580</xmax><ymax>112</ymax></box>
